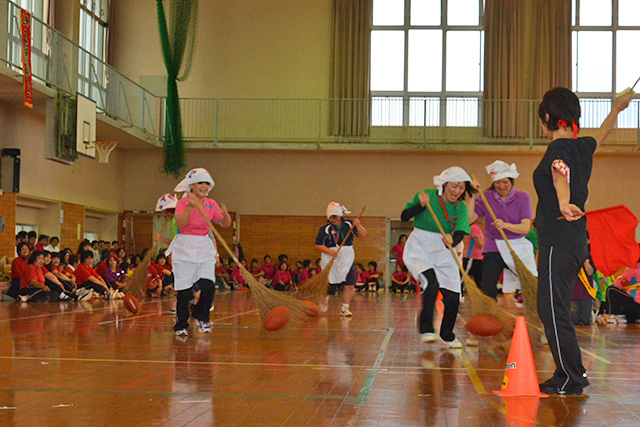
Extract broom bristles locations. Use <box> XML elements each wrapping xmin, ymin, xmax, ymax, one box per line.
<box><xmin>237</xmin><ymin>263</ymin><xmax>307</xmax><ymax>330</ymax></box>
<box><xmin>123</xmin><ymin>249</ymin><xmax>153</xmax><ymax>299</ymax></box>
<box><xmin>509</xmin><ymin>247</ymin><xmax>544</xmax><ymax>344</ymax></box>
<box><xmin>298</xmin><ymin>260</ymin><xmax>334</xmax><ymax>303</ymax></box>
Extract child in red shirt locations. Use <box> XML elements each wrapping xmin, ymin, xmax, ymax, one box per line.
<box><xmin>299</xmin><ymin>259</ymin><xmax>311</xmax><ymax>287</ymax></box>
<box><xmin>355</xmin><ymin>263</ymin><xmax>369</xmax><ymax>292</ymax></box>
<box><xmin>228</xmin><ymin>260</ymin><xmax>244</xmax><ymax>289</ymax></box>
<box><xmin>273</xmin><ymin>262</ymin><xmax>293</xmax><ymax>291</ymax></box>
<box><xmin>249</xmin><ymin>258</ymin><xmax>266</xmax><ymax>285</ymax></box>
<box><xmin>367</xmin><ymin>262</ymin><xmax>381</xmax><ymax>292</ymax></box>
<box><xmin>260</xmin><ymin>255</ymin><xmax>276</xmax><ymax>284</ymax></box>
<box><xmin>9</xmin><ymin>242</ymin><xmax>30</xmax><ymax>299</ymax></box>
<box><xmin>391</xmin><ymin>264</ymin><xmax>410</xmax><ymax>293</ymax></box>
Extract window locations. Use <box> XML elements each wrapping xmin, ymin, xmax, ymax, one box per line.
<box><xmin>572</xmin><ymin>0</ymin><xmax>640</xmax><ymax>128</ymax></box>
<box><xmin>371</xmin><ymin>0</ymin><xmax>485</xmax><ymax>126</ymax></box>
<box><xmin>78</xmin><ymin>0</ymin><xmax>109</xmax><ymax>102</ymax></box>
<box><xmin>7</xmin><ymin>0</ymin><xmax>50</xmax><ymax>80</ymax></box>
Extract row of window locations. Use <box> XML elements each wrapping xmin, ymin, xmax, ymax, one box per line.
<box><xmin>372</xmin><ymin>0</ymin><xmax>640</xmax><ymax>126</ymax></box>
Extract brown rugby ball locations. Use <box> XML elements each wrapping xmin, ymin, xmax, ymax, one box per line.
<box><xmin>123</xmin><ymin>294</ymin><xmax>140</xmax><ymax>315</ymax></box>
<box><xmin>465</xmin><ymin>314</ymin><xmax>504</xmax><ymax>337</ymax></box>
<box><xmin>264</xmin><ymin>306</ymin><xmax>290</xmax><ymax>331</ymax></box>
<box><xmin>301</xmin><ymin>300</ymin><xmax>319</xmax><ymax>317</ymax></box>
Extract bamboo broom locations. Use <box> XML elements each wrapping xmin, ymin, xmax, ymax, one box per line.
<box><xmin>423</xmin><ymin>196</ymin><xmax>516</xmax><ymax>342</ymax></box>
<box><xmin>299</xmin><ymin>207</ymin><xmax>366</xmax><ymax>304</ymax></box>
<box><xmin>473</xmin><ymin>175</ymin><xmax>543</xmax><ymax>340</ymax></box>
<box><xmin>194</xmin><ymin>204</ymin><xmax>307</xmax><ymax>328</ymax></box>
<box><xmin>124</xmin><ymin>217</ymin><xmax>170</xmax><ymax>299</ymax></box>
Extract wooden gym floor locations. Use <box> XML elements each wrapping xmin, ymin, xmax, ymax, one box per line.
<box><xmin>1</xmin><ymin>290</ymin><xmax>639</xmax><ymax>426</ymax></box>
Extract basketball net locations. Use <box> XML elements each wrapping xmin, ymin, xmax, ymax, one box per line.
<box><xmin>86</xmin><ymin>140</ymin><xmax>117</xmax><ymax>163</ymax></box>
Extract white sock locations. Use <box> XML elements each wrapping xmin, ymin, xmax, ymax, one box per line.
<box><xmin>341</xmin><ymin>303</ymin><xmax>349</xmax><ymax>310</ymax></box>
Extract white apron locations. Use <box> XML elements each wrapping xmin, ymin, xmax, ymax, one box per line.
<box><xmin>320</xmin><ymin>246</ymin><xmax>355</xmax><ymax>284</ymax></box>
<box><xmin>496</xmin><ymin>237</ymin><xmax>538</xmax><ymax>294</ymax></box>
<box><xmin>166</xmin><ymin>234</ymin><xmax>217</xmax><ymax>291</ymax></box>
<box><xmin>403</xmin><ymin>228</ymin><xmax>461</xmax><ymax>293</ymax></box>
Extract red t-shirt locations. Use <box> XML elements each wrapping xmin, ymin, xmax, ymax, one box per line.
<box><xmin>273</xmin><ymin>270</ymin><xmax>292</xmax><ymax>285</ymax></box>
<box><xmin>392</xmin><ymin>271</ymin><xmax>408</xmax><ymax>283</ymax></box>
<box><xmin>11</xmin><ymin>256</ymin><xmax>27</xmax><ymax>279</ymax></box>
<box><xmin>360</xmin><ymin>271</ymin><xmax>371</xmax><ymax>282</ymax></box>
<box><xmin>299</xmin><ymin>268</ymin><xmax>310</xmax><ymax>285</ymax></box>
<box><xmin>230</xmin><ymin>267</ymin><xmax>245</xmax><ymax>284</ymax></box>
<box><xmin>153</xmin><ymin>262</ymin><xmax>171</xmax><ymax>276</ymax></box>
<box><xmin>391</xmin><ymin>243</ymin><xmax>405</xmax><ymax>266</ymax></box>
<box><xmin>95</xmin><ymin>262</ymin><xmax>108</xmax><ymax>277</ymax></box>
<box><xmin>21</xmin><ymin>264</ymin><xmax>44</xmax><ymax>289</ymax></box>
<box><xmin>75</xmin><ymin>263</ymin><xmax>100</xmax><ymax>286</ymax></box>
<box><xmin>261</xmin><ymin>263</ymin><xmax>276</xmax><ymax>280</ymax></box>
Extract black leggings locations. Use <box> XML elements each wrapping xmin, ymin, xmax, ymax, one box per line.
<box><xmin>480</xmin><ymin>252</ymin><xmax>511</xmax><ymax>299</ymax></box>
<box><xmin>174</xmin><ymin>279</ymin><xmax>215</xmax><ymax>331</ymax></box>
<box><xmin>607</xmin><ymin>286</ymin><xmax>640</xmax><ymax>323</ymax></box>
<box><xmin>419</xmin><ymin>269</ymin><xmax>460</xmax><ymax>342</ymax></box>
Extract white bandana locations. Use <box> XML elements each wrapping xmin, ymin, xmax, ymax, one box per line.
<box><xmin>433</xmin><ymin>166</ymin><xmax>472</xmax><ymax>196</ymax></box>
<box><xmin>326</xmin><ymin>202</ymin><xmax>351</xmax><ymax>218</ymax></box>
<box><xmin>174</xmin><ymin>168</ymin><xmax>215</xmax><ymax>195</ymax></box>
<box><xmin>485</xmin><ymin>160</ymin><xmax>519</xmax><ymax>182</ymax></box>
<box><xmin>155</xmin><ymin>193</ymin><xmax>178</xmax><ymax>212</ymax></box>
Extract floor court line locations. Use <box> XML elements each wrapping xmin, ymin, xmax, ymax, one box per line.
<box><xmin>355</xmin><ymin>327</ymin><xmax>395</xmax><ymax>405</ymax></box>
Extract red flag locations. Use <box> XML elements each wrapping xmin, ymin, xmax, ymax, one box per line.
<box><xmin>586</xmin><ymin>205</ymin><xmax>640</xmax><ymax>277</ymax></box>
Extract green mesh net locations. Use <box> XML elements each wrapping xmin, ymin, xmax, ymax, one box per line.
<box><xmin>156</xmin><ymin>0</ymin><xmax>198</xmax><ymax>177</ymax></box>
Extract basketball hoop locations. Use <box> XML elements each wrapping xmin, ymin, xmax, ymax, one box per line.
<box><xmin>86</xmin><ymin>141</ymin><xmax>117</xmax><ymax>163</ymax></box>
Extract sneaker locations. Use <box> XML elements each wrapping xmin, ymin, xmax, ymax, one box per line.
<box><xmin>196</xmin><ymin>320</ymin><xmax>212</xmax><ymax>333</ymax></box>
<box><xmin>466</xmin><ymin>338</ymin><xmax>479</xmax><ymax>346</ymax></box>
<box><xmin>446</xmin><ymin>338</ymin><xmax>462</xmax><ymax>349</ymax></box>
<box><xmin>421</xmin><ymin>333</ymin><xmax>436</xmax><ymax>343</ymax></box>
<box><xmin>18</xmin><ymin>295</ymin><xmax>29</xmax><ymax>302</ymax></box>
<box><xmin>59</xmin><ymin>292</ymin><xmax>70</xmax><ymax>301</ymax></box>
<box><xmin>169</xmin><ymin>307</ymin><xmax>176</xmax><ymax>314</ymax></box>
<box><xmin>539</xmin><ymin>382</ymin><xmax>584</xmax><ymax>396</ymax></box>
<box><xmin>340</xmin><ymin>307</ymin><xmax>353</xmax><ymax>317</ymax></box>
<box><xmin>210</xmin><ymin>303</ymin><xmax>215</xmax><ymax>312</ymax></box>
<box><xmin>175</xmin><ymin>329</ymin><xmax>189</xmax><ymax>338</ymax></box>
<box><xmin>319</xmin><ymin>297</ymin><xmax>329</xmax><ymax>313</ymax></box>
<box><xmin>77</xmin><ymin>291</ymin><xmax>92</xmax><ymax>302</ymax></box>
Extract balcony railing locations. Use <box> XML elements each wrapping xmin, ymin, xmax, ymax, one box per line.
<box><xmin>1</xmin><ymin>0</ymin><xmax>161</xmax><ymax>141</ymax></box>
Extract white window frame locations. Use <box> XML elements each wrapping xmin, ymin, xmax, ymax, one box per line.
<box><xmin>371</xmin><ymin>0</ymin><xmax>485</xmax><ymax>127</ymax></box>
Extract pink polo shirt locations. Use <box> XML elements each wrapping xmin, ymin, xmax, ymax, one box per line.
<box><xmin>175</xmin><ymin>197</ymin><xmax>225</xmax><ymax>236</ymax></box>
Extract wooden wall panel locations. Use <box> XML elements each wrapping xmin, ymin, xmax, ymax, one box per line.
<box><xmin>239</xmin><ymin>215</ymin><xmax>387</xmax><ymax>275</ymax></box>
<box><xmin>0</xmin><ymin>192</ymin><xmax>16</xmax><ymax>258</ymax></box>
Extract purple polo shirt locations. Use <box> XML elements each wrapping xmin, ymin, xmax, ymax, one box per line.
<box><xmin>474</xmin><ymin>188</ymin><xmax>532</xmax><ymax>253</ymax></box>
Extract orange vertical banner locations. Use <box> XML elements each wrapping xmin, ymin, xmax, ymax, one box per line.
<box><xmin>20</xmin><ymin>9</ymin><xmax>33</xmax><ymax>109</ymax></box>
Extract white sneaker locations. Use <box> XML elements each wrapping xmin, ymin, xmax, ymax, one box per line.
<box><xmin>77</xmin><ymin>291</ymin><xmax>92</xmax><ymax>302</ymax></box>
<box><xmin>466</xmin><ymin>338</ymin><xmax>479</xmax><ymax>346</ymax></box>
<box><xmin>18</xmin><ymin>295</ymin><xmax>29</xmax><ymax>302</ymax></box>
<box><xmin>175</xmin><ymin>329</ymin><xmax>188</xmax><ymax>337</ymax></box>
<box><xmin>210</xmin><ymin>303</ymin><xmax>215</xmax><ymax>312</ymax></box>
<box><xmin>421</xmin><ymin>333</ymin><xmax>436</xmax><ymax>343</ymax></box>
<box><xmin>319</xmin><ymin>297</ymin><xmax>329</xmax><ymax>313</ymax></box>
<box><xmin>59</xmin><ymin>292</ymin><xmax>70</xmax><ymax>301</ymax></box>
<box><xmin>196</xmin><ymin>320</ymin><xmax>212</xmax><ymax>333</ymax></box>
<box><xmin>340</xmin><ymin>307</ymin><xmax>353</xmax><ymax>317</ymax></box>
<box><xmin>446</xmin><ymin>338</ymin><xmax>462</xmax><ymax>349</ymax></box>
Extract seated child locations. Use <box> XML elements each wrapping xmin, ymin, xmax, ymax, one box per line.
<box><xmin>102</xmin><ymin>254</ymin><xmax>127</xmax><ymax>297</ymax></box>
<box><xmin>228</xmin><ymin>260</ymin><xmax>245</xmax><ymax>289</ymax></box>
<box><xmin>152</xmin><ymin>253</ymin><xmax>174</xmax><ymax>294</ymax></box>
<box><xmin>75</xmin><ymin>251</ymin><xmax>112</xmax><ymax>298</ymax></box>
<box><xmin>19</xmin><ymin>251</ymin><xmax>55</xmax><ymax>302</ymax></box>
<box><xmin>272</xmin><ymin>261</ymin><xmax>293</xmax><ymax>291</ymax></box>
<box><xmin>366</xmin><ymin>262</ymin><xmax>381</xmax><ymax>292</ymax></box>
<box><xmin>249</xmin><ymin>258</ymin><xmax>265</xmax><ymax>285</ymax></box>
<box><xmin>355</xmin><ymin>263</ymin><xmax>369</xmax><ymax>292</ymax></box>
<box><xmin>261</xmin><ymin>255</ymin><xmax>276</xmax><ymax>285</ymax></box>
<box><xmin>10</xmin><ymin>242</ymin><xmax>30</xmax><ymax>299</ymax></box>
<box><xmin>215</xmin><ymin>259</ymin><xmax>230</xmax><ymax>289</ymax></box>
<box><xmin>391</xmin><ymin>264</ymin><xmax>410</xmax><ymax>293</ymax></box>
<box><xmin>299</xmin><ymin>259</ymin><xmax>311</xmax><ymax>287</ymax></box>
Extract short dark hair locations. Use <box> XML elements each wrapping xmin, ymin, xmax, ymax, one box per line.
<box><xmin>37</xmin><ymin>234</ymin><xmax>48</xmax><ymax>242</ymax></box>
<box><xmin>50</xmin><ymin>236</ymin><xmax>59</xmax><ymax>243</ymax></box>
<box><xmin>68</xmin><ymin>254</ymin><xmax>79</xmax><ymax>265</ymax></box>
<box><xmin>16</xmin><ymin>242</ymin><xmax>29</xmax><ymax>254</ymax></box>
<box><xmin>538</xmin><ymin>87</ymin><xmax>581</xmax><ymax>133</ymax></box>
<box><xmin>155</xmin><ymin>253</ymin><xmax>166</xmax><ymax>263</ymax></box>
<box><xmin>51</xmin><ymin>252</ymin><xmax>61</xmax><ymax>260</ymax></box>
<box><xmin>368</xmin><ymin>261</ymin><xmax>377</xmax><ymax>269</ymax></box>
<box><xmin>398</xmin><ymin>234</ymin><xmax>407</xmax><ymax>244</ymax></box>
<box><xmin>27</xmin><ymin>231</ymin><xmax>37</xmax><ymax>239</ymax></box>
<box><xmin>17</xmin><ymin>231</ymin><xmax>28</xmax><ymax>239</ymax></box>
<box><xmin>303</xmin><ymin>259</ymin><xmax>311</xmax><ymax>268</ymax></box>
<box><xmin>112</xmin><ymin>240</ymin><xmax>119</xmax><ymax>245</ymax></box>
<box><xmin>264</xmin><ymin>255</ymin><xmax>271</xmax><ymax>261</ymax></box>
<box><xmin>80</xmin><ymin>250</ymin><xmax>94</xmax><ymax>263</ymax></box>
<box><xmin>28</xmin><ymin>250</ymin><xmax>43</xmax><ymax>264</ymax></box>
<box><xmin>278</xmin><ymin>254</ymin><xmax>288</xmax><ymax>262</ymax></box>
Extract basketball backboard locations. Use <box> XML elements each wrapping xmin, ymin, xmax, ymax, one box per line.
<box><xmin>76</xmin><ymin>93</ymin><xmax>96</xmax><ymax>159</ymax></box>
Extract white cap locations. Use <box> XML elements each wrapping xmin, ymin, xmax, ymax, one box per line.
<box><xmin>485</xmin><ymin>160</ymin><xmax>519</xmax><ymax>182</ymax></box>
<box><xmin>326</xmin><ymin>202</ymin><xmax>351</xmax><ymax>218</ymax></box>
<box><xmin>155</xmin><ymin>193</ymin><xmax>178</xmax><ymax>212</ymax></box>
<box><xmin>174</xmin><ymin>168</ymin><xmax>215</xmax><ymax>195</ymax></box>
<box><xmin>433</xmin><ymin>166</ymin><xmax>472</xmax><ymax>196</ymax></box>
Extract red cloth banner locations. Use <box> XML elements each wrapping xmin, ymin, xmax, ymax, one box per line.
<box><xmin>586</xmin><ymin>205</ymin><xmax>640</xmax><ymax>277</ymax></box>
<box><xmin>20</xmin><ymin>9</ymin><xmax>33</xmax><ymax>109</ymax></box>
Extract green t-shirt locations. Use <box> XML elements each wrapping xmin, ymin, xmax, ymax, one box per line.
<box><xmin>170</xmin><ymin>216</ymin><xmax>179</xmax><ymax>239</ymax></box>
<box><xmin>404</xmin><ymin>188</ymin><xmax>470</xmax><ymax>235</ymax></box>
<box><xmin>525</xmin><ymin>228</ymin><xmax>539</xmax><ymax>254</ymax></box>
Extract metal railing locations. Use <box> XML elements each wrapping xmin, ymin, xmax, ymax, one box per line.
<box><xmin>1</xmin><ymin>0</ymin><xmax>161</xmax><ymax>140</ymax></box>
<box><xmin>176</xmin><ymin>96</ymin><xmax>640</xmax><ymax>149</ymax></box>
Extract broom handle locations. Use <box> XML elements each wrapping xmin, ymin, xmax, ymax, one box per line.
<box><xmin>424</xmin><ymin>198</ymin><xmax>466</xmax><ymax>274</ymax></box>
<box><xmin>194</xmin><ymin>203</ymin><xmax>239</xmax><ymax>264</ymax></box>
<box><xmin>335</xmin><ymin>207</ymin><xmax>366</xmax><ymax>253</ymax></box>
<box><xmin>471</xmin><ymin>174</ymin><xmax>515</xmax><ymax>252</ymax></box>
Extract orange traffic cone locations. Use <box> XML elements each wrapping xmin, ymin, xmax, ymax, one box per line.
<box><xmin>501</xmin><ymin>396</ymin><xmax>541</xmax><ymax>427</ymax></box>
<box><xmin>495</xmin><ymin>316</ymin><xmax>547</xmax><ymax>397</ymax></box>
